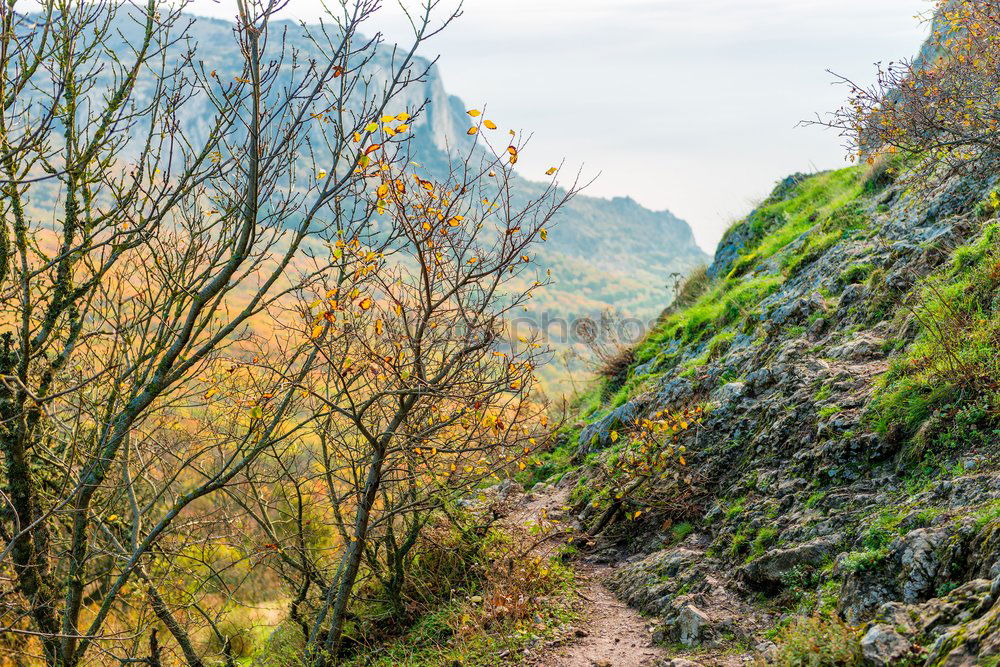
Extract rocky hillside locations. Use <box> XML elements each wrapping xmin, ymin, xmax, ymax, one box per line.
<box><xmin>527</xmin><ymin>159</ymin><xmax>1000</xmax><ymax>665</ymax></box>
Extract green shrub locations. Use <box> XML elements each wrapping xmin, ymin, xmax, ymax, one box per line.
<box><xmin>838</xmin><ymin>262</ymin><xmax>873</xmax><ymax>286</ymax></box>
<box><xmin>841</xmin><ymin>547</ymin><xmax>890</xmax><ymax>573</ymax></box>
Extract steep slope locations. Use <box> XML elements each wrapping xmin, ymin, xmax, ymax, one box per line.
<box><xmin>527</xmin><ymin>161</ymin><xmax>1000</xmax><ymax>665</ymax></box>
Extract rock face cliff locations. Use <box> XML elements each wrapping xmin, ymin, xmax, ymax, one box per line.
<box><xmin>533</xmin><ymin>161</ymin><xmax>1000</xmax><ymax>665</ymax></box>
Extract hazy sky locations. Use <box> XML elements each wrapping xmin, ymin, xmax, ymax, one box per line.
<box><xmin>188</xmin><ymin>0</ymin><xmax>931</xmax><ymax>251</ymax></box>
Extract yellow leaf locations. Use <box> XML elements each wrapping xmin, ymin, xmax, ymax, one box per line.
<box><xmin>107</xmin><ymin>514</ymin><xmax>119</xmax><ymax>522</ymax></box>
<box><xmin>317</xmin><ymin>169</ymin><xmax>327</xmax><ymax>179</ymax></box>
<box><xmin>311</xmin><ymin>324</ymin><xmax>324</xmax><ymax>339</ymax></box>
<box><xmin>204</xmin><ymin>388</ymin><xmax>218</xmax><ymax>399</ymax></box>
<box><xmin>633</xmin><ymin>510</ymin><xmax>642</xmax><ymax>519</ymax></box>
<box><xmin>610</xmin><ymin>430</ymin><xmax>619</xmax><ymax>443</ymax></box>
<box><xmin>540</xmin><ymin>229</ymin><xmax>548</xmax><ymax>241</ymax></box>
<box><xmin>467</xmin><ymin>109</ymin><xmax>481</xmax><ymax>117</ymax></box>
<box><xmin>359</xmin><ymin>297</ymin><xmax>373</xmax><ymax>310</ymax></box>
<box><xmin>396</xmin><ymin>112</ymin><xmax>410</xmax><ymax>121</ymax></box>
<box><xmin>395</xmin><ymin>124</ymin><xmax>409</xmax><ymax>133</ymax></box>
<box><xmin>484</xmin><ymin>119</ymin><xmax>497</xmax><ymax>130</ymax></box>
<box><xmin>380</xmin><ymin>115</ymin><xmax>395</xmax><ymax>123</ymax></box>
<box><xmin>545</xmin><ymin>167</ymin><xmax>558</xmax><ymax>176</ymax></box>
<box><xmin>518</xmin><ymin>461</ymin><xmax>526</xmax><ymax>470</ymax></box>
<box><xmin>365</xmin><ymin>122</ymin><xmax>379</xmax><ymax>133</ymax></box>
<box><xmin>375</xmin><ymin>319</ymin><xmax>384</xmax><ymax>335</ymax></box>
<box><xmin>467</xmin><ymin>126</ymin><xmax>478</xmax><ymax>135</ymax></box>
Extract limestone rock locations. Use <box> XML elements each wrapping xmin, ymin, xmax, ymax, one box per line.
<box><xmin>860</xmin><ymin>624</ymin><xmax>912</xmax><ymax>666</ymax></box>
<box><xmin>676</xmin><ymin>603</ymin><xmax>710</xmax><ymax>646</ymax></box>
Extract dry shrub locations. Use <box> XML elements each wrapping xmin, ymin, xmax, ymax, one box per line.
<box><xmin>597</xmin><ymin>345</ymin><xmax>636</xmax><ymax>383</ymax></box>
<box><xmin>763</xmin><ymin>615</ymin><xmax>862</xmax><ymax>667</ymax></box>
<box><xmin>574</xmin><ymin>309</ymin><xmax>641</xmax><ymax>383</ymax></box>
<box><xmin>349</xmin><ymin>505</ymin><xmax>573</xmax><ymax>652</ymax></box>
<box><xmin>860</xmin><ymin>148</ymin><xmax>898</xmax><ymax>193</ymax></box>
<box><xmin>670</xmin><ymin>264</ymin><xmax>710</xmax><ymax>311</ymax></box>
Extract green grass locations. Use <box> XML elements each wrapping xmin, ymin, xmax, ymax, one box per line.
<box><xmin>749</xmin><ymin>526</ymin><xmax>779</xmax><ymax>560</ymax></box>
<box><xmin>817</xmin><ymin>404</ymin><xmax>842</xmax><ymax>419</ymax></box>
<box><xmin>728</xmin><ymin>168</ymin><xmax>866</xmax><ymax>279</ymax></box>
<box><xmin>839</xmin><ymin>262</ymin><xmax>874</xmax><ymax>286</ymax></box>
<box><xmin>724</xmin><ymin>497</ymin><xmax>747</xmax><ymax>520</ymax></box>
<box><xmin>804</xmin><ymin>491</ymin><xmax>825</xmax><ymax>510</ymax></box>
<box><xmin>671</xmin><ymin>521</ymin><xmax>696</xmax><ymax>543</ymax></box>
<box><xmin>973</xmin><ymin>500</ymin><xmax>1000</xmax><ymax>530</ymax></box>
<box><xmin>868</xmin><ymin>223</ymin><xmax>1000</xmax><ymax>459</ymax></box>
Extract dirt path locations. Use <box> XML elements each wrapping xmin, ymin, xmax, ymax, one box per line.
<box><xmin>529</xmin><ymin>563</ymin><xmax>669</xmax><ymax>667</ymax></box>
<box><xmin>506</xmin><ymin>484</ymin><xmax>669</xmax><ymax>666</ymax></box>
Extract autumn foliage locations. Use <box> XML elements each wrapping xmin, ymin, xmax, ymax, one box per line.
<box><xmin>824</xmin><ymin>0</ymin><xmax>1000</xmax><ymax>188</ymax></box>
<box><xmin>0</xmin><ymin>1</ymin><xmax>577</xmax><ymax>665</ymax></box>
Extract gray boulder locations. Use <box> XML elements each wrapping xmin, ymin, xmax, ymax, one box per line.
<box><xmin>860</xmin><ymin>624</ymin><xmax>912</xmax><ymax>666</ymax></box>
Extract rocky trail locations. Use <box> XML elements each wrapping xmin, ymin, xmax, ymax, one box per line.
<box><xmin>507</xmin><ymin>483</ymin><xmax>667</xmax><ymax>666</ymax></box>
<box><xmin>528</xmin><ymin>564</ymin><xmax>667</xmax><ymax>667</ymax></box>
<box><xmin>504</xmin><ymin>481</ymin><xmax>747</xmax><ymax>667</ymax></box>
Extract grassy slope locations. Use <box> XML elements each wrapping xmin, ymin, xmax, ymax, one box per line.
<box><xmin>519</xmin><ymin>163</ymin><xmax>1000</xmax><ymax>664</ymax></box>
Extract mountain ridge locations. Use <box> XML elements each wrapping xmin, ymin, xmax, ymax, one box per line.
<box><xmin>60</xmin><ymin>10</ymin><xmax>708</xmax><ymax>392</ymax></box>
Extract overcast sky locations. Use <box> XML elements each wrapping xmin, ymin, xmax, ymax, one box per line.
<box><xmin>188</xmin><ymin>0</ymin><xmax>931</xmax><ymax>252</ymax></box>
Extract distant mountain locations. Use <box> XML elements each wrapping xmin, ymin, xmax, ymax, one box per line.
<box><xmin>40</xmin><ymin>12</ymin><xmax>710</xmax><ymax>392</ymax></box>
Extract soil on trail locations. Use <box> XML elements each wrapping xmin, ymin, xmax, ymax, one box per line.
<box><xmin>528</xmin><ymin>563</ymin><xmax>668</xmax><ymax>667</ymax></box>
<box><xmin>506</xmin><ymin>485</ymin><xmax>667</xmax><ymax>666</ymax></box>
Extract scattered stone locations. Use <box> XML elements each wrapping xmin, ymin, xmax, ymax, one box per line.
<box><xmin>740</xmin><ymin>535</ymin><xmax>842</xmax><ymax>589</ymax></box>
<box><xmin>860</xmin><ymin>624</ymin><xmax>912</xmax><ymax>666</ymax></box>
<box><xmin>711</xmin><ymin>381</ymin><xmax>747</xmax><ymax>406</ymax></box>
<box><xmin>676</xmin><ymin>603</ymin><xmax>711</xmax><ymax>646</ymax></box>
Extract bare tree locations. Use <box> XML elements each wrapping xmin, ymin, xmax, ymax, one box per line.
<box><xmin>816</xmin><ymin>0</ymin><xmax>1000</xmax><ymax>190</ymax></box>
<box><xmin>226</xmin><ymin>124</ymin><xmax>578</xmax><ymax>662</ymax></box>
<box><xmin>0</xmin><ymin>0</ymin><xmax>490</xmax><ymax>664</ymax></box>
